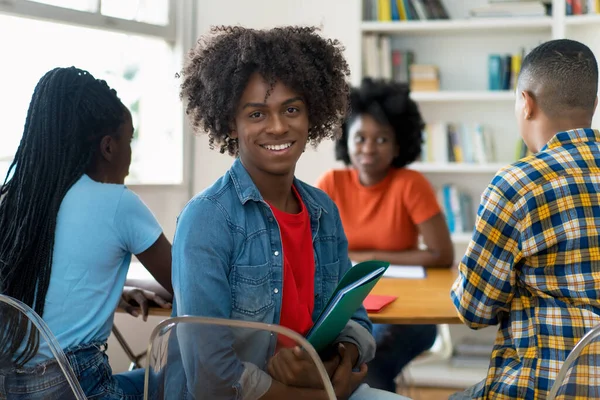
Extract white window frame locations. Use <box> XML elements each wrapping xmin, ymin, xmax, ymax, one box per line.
<box><xmin>0</xmin><ymin>0</ymin><xmax>197</xmax><ymax>194</ymax></box>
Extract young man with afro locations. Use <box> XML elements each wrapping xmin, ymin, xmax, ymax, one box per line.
<box><xmin>172</xmin><ymin>26</ymin><xmax>410</xmax><ymax>400</ymax></box>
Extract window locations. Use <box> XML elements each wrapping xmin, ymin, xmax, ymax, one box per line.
<box><xmin>0</xmin><ymin>0</ymin><xmax>183</xmax><ymax>185</ymax></box>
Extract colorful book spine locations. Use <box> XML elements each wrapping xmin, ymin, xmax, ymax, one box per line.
<box><xmin>378</xmin><ymin>0</ymin><xmax>392</xmax><ymax>21</ymax></box>
<box><xmin>419</xmin><ymin>122</ymin><xmax>502</xmax><ymax>164</ymax></box>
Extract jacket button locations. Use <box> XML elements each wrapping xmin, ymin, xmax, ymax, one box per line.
<box><xmin>274</xmin><ymin>288</ymin><xmax>279</xmax><ymax>294</ymax></box>
<box><xmin>274</xmin><ymin>251</ymin><xmax>280</xmax><ymax>256</ymax></box>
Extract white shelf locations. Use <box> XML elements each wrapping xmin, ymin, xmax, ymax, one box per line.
<box><xmin>409</xmin><ymin>162</ymin><xmax>506</xmax><ymax>173</ymax></box>
<box><xmin>452</xmin><ymin>233</ymin><xmax>473</xmax><ymax>244</ymax></box>
<box><xmin>411</xmin><ymin>90</ymin><xmax>514</xmax><ymax>102</ymax></box>
<box><xmin>360</xmin><ymin>17</ymin><xmax>552</xmax><ymax>35</ymax></box>
<box><xmin>404</xmin><ymin>357</ymin><xmax>488</xmax><ymax>389</ymax></box>
<box><xmin>565</xmin><ymin>14</ymin><xmax>600</xmax><ymax>26</ymax></box>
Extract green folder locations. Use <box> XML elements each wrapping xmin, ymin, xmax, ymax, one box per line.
<box><xmin>306</xmin><ymin>260</ymin><xmax>390</xmax><ymax>352</ymax></box>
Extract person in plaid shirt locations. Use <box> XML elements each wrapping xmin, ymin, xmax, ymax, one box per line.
<box><xmin>450</xmin><ymin>39</ymin><xmax>599</xmax><ymax>400</ymax></box>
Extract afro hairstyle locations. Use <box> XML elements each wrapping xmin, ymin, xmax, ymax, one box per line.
<box><xmin>335</xmin><ymin>77</ymin><xmax>425</xmax><ymax>169</ymax></box>
<box><xmin>180</xmin><ymin>25</ymin><xmax>351</xmax><ymax>155</ymax></box>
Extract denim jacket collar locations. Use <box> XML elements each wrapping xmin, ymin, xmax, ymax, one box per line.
<box><xmin>229</xmin><ymin>158</ymin><xmax>328</xmax><ymax>219</ymax></box>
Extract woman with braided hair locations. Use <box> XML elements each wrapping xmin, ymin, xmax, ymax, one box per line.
<box><xmin>0</xmin><ymin>66</ymin><xmax>172</xmax><ymax>399</ymax></box>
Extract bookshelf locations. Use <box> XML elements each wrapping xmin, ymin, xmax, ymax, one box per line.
<box><xmin>359</xmin><ymin>0</ymin><xmax>600</xmax><ymax>260</ymax></box>
<box><xmin>409</xmin><ymin>162</ymin><xmax>505</xmax><ymax>173</ymax></box>
<box><xmin>411</xmin><ymin>90</ymin><xmax>514</xmax><ymax>102</ymax></box>
<box><xmin>565</xmin><ymin>13</ymin><xmax>600</xmax><ymax>25</ymax></box>
<box><xmin>451</xmin><ymin>232</ymin><xmax>473</xmax><ymax>244</ymax></box>
<box><xmin>360</xmin><ymin>16</ymin><xmax>553</xmax><ymax>34</ymax></box>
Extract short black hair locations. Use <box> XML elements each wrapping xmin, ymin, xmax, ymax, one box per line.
<box><xmin>180</xmin><ymin>26</ymin><xmax>350</xmax><ymax>156</ymax></box>
<box><xmin>518</xmin><ymin>39</ymin><xmax>598</xmax><ymax>117</ymax></box>
<box><xmin>335</xmin><ymin>78</ymin><xmax>425</xmax><ymax>169</ymax></box>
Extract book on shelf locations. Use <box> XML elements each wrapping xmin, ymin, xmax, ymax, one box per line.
<box><xmin>451</xmin><ymin>337</ymin><xmax>494</xmax><ymax>368</ymax></box>
<box><xmin>438</xmin><ymin>184</ymin><xmax>475</xmax><ymax>235</ymax></box>
<box><xmin>566</xmin><ymin>0</ymin><xmax>600</xmax><ymax>15</ymax></box>
<box><xmin>410</xmin><ymin>64</ymin><xmax>439</xmax><ymax>91</ymax></box>
<box><xmin>489</xmin><ymin>50</ymin><xmax>523</xmax><ymax>91</ymax></box>
<box><xmin>454</xmin><ymin>340</ymin><xmax>494</xmax><ymax>358</ymax></box>
<box><xmin>363</xmin><ymin>0</ymin><xmax>449</xmax><ymax>21</ymax></box>
<box><xmin>363</xmin><ymin>34</ymin><xmax>414</xmax><ymax>82</ymax></box>
<box><xmin>450</xmin><ymin>354</ymin><xmax>492</xmax><ymax>369</ymax></box>
<box><xmin>470</xmin><ymin>1</ymin><xmax>549</xmax><ymax>17</ymax></box>
<box><xmin>421</xmin><ymin>122</ymin><xmax>496</xmax><ymax>164</ymax></box>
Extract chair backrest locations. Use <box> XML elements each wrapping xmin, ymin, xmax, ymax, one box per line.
<box><xmin>143</xmin><ymin>316</ymin><xmax>336</xmax><ymax>400</ymax></box>
<box><xmin>547</xmin><ymin>323</ymin><xmax>600</xmax><ymax>400</ymax></box>
<box><xmin>0</xmin><ymin>294</ymin><xmax>87</xmax><ymax>400</ymax></box>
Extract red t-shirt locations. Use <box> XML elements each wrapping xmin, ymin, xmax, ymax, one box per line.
<box><xmin>268</xmin><ymin>186</ymin><xmax>315</xmax><ymax>348</ymax></box>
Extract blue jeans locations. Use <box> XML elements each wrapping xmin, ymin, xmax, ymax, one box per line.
<box><xmin>0</xmin><ymin>342</ymin><xmax>145</xmax><ymax>399</ymax></box>
<box><xmin>365</xmin><ymin>324</ymin><xmax>437</xmax><ymax>392</ymax></box>
<box><xmin>159</xmin><ymin>329</ymin><xmax>409</xmax><ymax>400</ymax></box>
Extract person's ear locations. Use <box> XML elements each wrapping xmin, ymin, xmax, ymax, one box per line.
<box><xmin>521</xmin><ymin>90</ymin><xmax>537</xmax><ymax>120</ymax></box>
<box><xmin>99</xmin><ymin>135</ymin><xmax>116</xmax><ymax>162</ymax></box>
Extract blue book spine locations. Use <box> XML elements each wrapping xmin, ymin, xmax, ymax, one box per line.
<box><xmin>403</xmin><ymin>0</ymin><xmax>413</xmax><ymax>20</ymax></box>
<box><xmin>488</xmin><ymin>54</ymin><xmax>502</xmax><ymax>91</ymax></box>
<box><xmin>391</xmin><ymin>0</ymin><xmax>400</xmax><ymax>20</ymax></box>
<box><xmin>442</xmin><ymin>185</ymin><xmax>455</xmax><ymax>233</ymax></box>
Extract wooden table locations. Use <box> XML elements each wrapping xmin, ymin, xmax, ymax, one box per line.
<box><xmin>367</xmin><ymin>268</ymin><xmax>462</xmax><ymax>325</ymax></box>
<box><xmin>116</xmin><ymin>266</ymin><xmax>461</xmax><ymax>370</ymax></box>
<box><xmin>126</xmin><ymin>265</ymin><xmax>463</xmax><ymax>324</ymax></box>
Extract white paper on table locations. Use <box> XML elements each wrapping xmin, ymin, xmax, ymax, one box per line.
<box><xmin>350</xmin><ymin>261</ymin><xmax>426</xmax><ymax>279</ymax></box>
<box><xmin>382</xmin><ymin>265</ymin><xmax>426</xmax><ymax>279</ymax></box>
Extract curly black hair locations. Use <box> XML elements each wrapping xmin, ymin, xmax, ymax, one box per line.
<box><xmin>335</xmin><ymin>78</ymin><xmax>425</xmax><ymax>169</ymax></box>
<box><xmin>180</xmin><ymin>26</ymin><xmax>351</xmax><ymax>156</ymax></box>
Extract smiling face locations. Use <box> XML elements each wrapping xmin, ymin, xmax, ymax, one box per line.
<box><xmin>231</xmin><ymin>72</ymin><xmax>309</xmax><ymax>180</ymax></box>
<box><xmin>347</xmin><ymin>113</ymin><xmax>399</xmax><ymax>185</ymax></box>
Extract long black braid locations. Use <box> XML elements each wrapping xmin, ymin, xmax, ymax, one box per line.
<box><xmin>0</xmin><ymin>67</ymin><xmax>124</xmax><ymax>366</ymax></box>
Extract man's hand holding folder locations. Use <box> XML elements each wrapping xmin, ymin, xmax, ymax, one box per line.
<box><xmin>268</xmin><ymin>342</ymin><xmax>367</xmax><ymax>399</ymax></box>
<box><xmin>267</xmin><ymin>261</ymin><xmax>390</xmax><ymax>398</ymax></box>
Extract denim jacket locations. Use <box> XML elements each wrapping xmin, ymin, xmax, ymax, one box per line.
<box><xmin>172</xmin><ymin>158</ymin><xmax>375</xmax><ymax>400</ymax></box>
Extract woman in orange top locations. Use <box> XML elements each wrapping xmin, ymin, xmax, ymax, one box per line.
<box><xmin>317</xmin><ymin>78</ymin><xmax>454</xmax><ymax>393</ymax></box>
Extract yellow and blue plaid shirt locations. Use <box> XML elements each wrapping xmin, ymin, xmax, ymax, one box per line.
<box><xmin>451</xmin><ymin>128</ymin><xmax>600</xmax><ymax>400</ymax></box>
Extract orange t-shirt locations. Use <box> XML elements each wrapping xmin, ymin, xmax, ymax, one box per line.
<box><xmin>316</xmin><ymin>168</ymin><xmax>441</xmax><ymax>251</ymax></box>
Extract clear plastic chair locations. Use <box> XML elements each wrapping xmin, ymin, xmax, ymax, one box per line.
<box><xmin>547</xmin><ymin>323</ymin><xmax>600</xmax><ymax>400</ymax></box>
<box><xmin>0</xmin><ymin>294</ymin><xmax>87</xmax><ymax>399</ymax></box>
<box><xmin>143</xmin><ymin>316</ymin><xmax>336</xmax><ymax>400</ymax></box>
